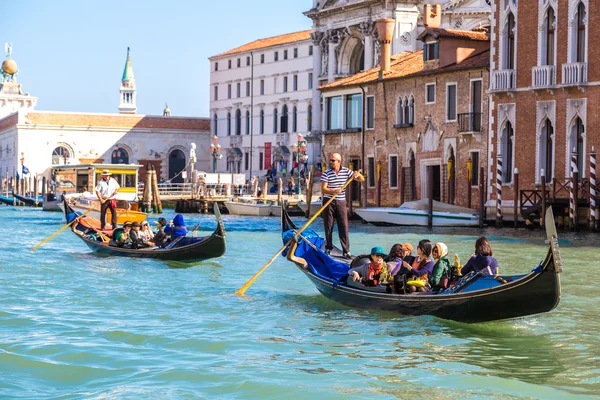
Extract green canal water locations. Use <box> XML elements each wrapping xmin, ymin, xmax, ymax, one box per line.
<box><xmin>0</xmin><ymin>206</ymin><xmax>598</xmax><ymax>399</ymax></box>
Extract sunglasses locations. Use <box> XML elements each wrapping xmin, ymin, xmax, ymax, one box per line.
<box><xmin>329</xmin><ymin>159</ymin><xmax>338</xmax><ymax>162</ymax></box>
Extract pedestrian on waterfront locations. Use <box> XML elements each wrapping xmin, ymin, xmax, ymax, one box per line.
<box><xmin>94</xmin><ymin>170</ymin><xmax>120</xmax><ymax>231</ymax></box>
<box><xmin>461</xmin><ymin>237</ymin><xmax>498</xmax><ymax>276</ymax></box>
<box><xmin>321</xmin><ymin>152</ymin><xmax>364</xmax><ymax>259</ymax></box>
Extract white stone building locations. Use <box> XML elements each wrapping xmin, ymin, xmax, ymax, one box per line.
<box><xmin>305</xmin><ymin>0</ymin><xmax>491</xmax><ymax>131</ymax></box>
<box><xmin>0</xmin><ymin>48</ymin><xmax>211</xmax><ymax>184</ymax></box>
<box><xmin>208</xmin><ymin>31</ymin><xmax>319</xmax><ymax>178</ymax></box>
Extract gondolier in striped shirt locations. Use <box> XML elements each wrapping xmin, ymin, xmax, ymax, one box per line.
<box><xmin>321</xmin><ymin>152</ymin><xmax>365</xmax><ymax>258</ymax></box>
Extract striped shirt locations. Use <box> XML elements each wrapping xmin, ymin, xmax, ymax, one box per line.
<box><xmin>322</xmin><ymin>167</ymin><xmax>353</xmax><ymax>200</ymax></box>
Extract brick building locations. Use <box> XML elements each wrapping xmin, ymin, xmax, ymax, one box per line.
<box><xmin>489</xmin><ymin>0</ymin><xmax>596</xmax><ymax>219</ymax></box>
<box><xmin>319</xmin><ymin>19</ymin><xmax>490</xmax><ymax>209</ymax></box>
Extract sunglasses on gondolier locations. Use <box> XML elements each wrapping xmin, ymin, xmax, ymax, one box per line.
<box><xmin>329</xmin><ymin>159</ymin><xmax>339</xmax><ymax>162</ymax></box>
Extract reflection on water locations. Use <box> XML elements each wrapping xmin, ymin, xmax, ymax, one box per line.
<box><xmin>1</xmin><ymin>207</ymin><xmax>599</xmax><ymax>398</ymax></box>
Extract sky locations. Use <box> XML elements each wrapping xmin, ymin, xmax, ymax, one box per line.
<box><xmin>1</xmin><ymin>1</ymin><xmax>312</xmax><ymax>117</ymax></box>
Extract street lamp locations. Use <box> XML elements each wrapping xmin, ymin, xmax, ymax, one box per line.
<box><xmin>291</xmin><ymin>133</ymin><xmax>308</xmax><ymax>195</ymax></box>
<box><xmin>209</xmin><ymin>135</ymin><xmax>222</xmax><ymax>173</ymax></box>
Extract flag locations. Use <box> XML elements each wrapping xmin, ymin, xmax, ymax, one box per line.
<box><xmin>22</xmin><ymin>165</ymin><xmax>30</xmax><ymax>175</ymax></box>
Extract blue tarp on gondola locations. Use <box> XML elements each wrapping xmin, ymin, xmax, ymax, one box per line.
<box><xmin>282</xmin><ymin>229</ymin><xmax>349</xmax><ymax>284</ymax></box>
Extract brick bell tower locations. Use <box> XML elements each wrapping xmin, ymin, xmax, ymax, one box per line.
<box><xmin>118</xmin><ymin>47</ymin><xmax>137</xmax><ymax>114</ymax></box>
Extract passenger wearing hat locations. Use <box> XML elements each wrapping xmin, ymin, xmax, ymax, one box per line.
<box><xmin>139</xmin><ymin>221</ymin><xmax>154</xmax><ymax>242</ymax></box>
<box><xmin>115</xmin><ymin>221</ymin><xmax>133</xmax><ymax>248</ymax></box>
<box><xmin>129</xmin><ymin>221</ymin><xmax>144</xmax><ymax>249</ymax></box>
<box><xmin>94</xmin><ymin>169</ymin><xmax>120</xmax><ymax>231</ymax></box>
<box><xmin>348</xmin><ymin>246</ymin><xmax>387</xmax><ymax>287</ymax></box>
<box><xmin>150</xmin><ymin>217</ymin><xmax>168</xmax><ymax>247</ymax></box>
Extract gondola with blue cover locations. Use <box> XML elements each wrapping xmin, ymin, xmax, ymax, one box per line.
<box><xmin>64</xmin><ymin>198</ymin><xmax>226</xmax><ymax>262</ymax></box>
<box><xmin>280</xmin><ymin>205</ymin><xmax>562</xmax><ymax>323</ymax></box>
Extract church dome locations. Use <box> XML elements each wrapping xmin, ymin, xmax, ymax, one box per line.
<box><xmin>2</xmin><ymin>59</ymin><xmax>17</xmax><ymax>75</ymax></box>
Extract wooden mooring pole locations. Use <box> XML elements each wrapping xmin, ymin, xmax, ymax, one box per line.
<box><xmin>541</xmin><ymin>169</ymin><xmax>546</xmax><ymax>228</ymax></box>
<box><xmin>479</xmin><ymin>166</ymin><xmax>485</xmax><ymax>228</ymax></box>
<box><xmin>428</xmin><ymin>166</ymin><xmax>433</xmax><ymax>229</ymax></box>
<box><xmin>467</xmin><ymin>158</ymin><xmax>472</xmax><ymax>209</ymax></box>
<box><xmin>305</xmin><ymin>165</ymin><xmax>315</xmax><ymax>219</ymax></box>
<box><xmin>513</xmin><ymin>168</ymin><xmax>519</xmax><ymax>229</ymax></box>
<box><xmin>495</xmin><ymin>155</ymin><xmax>503</xmax><ymax>228</ymax></box>
<box><xmin>590</xmin><ymin>147</ymin><xmax>597</xmax><ymax>231</ymax></box>
<box><xmin>570</xmin><ymin>150</ymin><xmax>578</xmax><ymax>231</ymax></box>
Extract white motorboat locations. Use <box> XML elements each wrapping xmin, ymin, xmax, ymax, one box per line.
<box><xmin>355</xmin><ymin>199</ymin><xmax>479</xmax><ymax>227</ymax></box>
<box><xmin>296</xmin><ymin>198</ymin><xmax>323</xmax><ymax>217</ymax></box>
<box><xmin>224</xmin><ymin>198</ymin><xmax>276</xmax><ymax>216</ymax></box>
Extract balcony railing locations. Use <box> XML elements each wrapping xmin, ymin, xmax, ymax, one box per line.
<box><xmin>229</xmin><ymin>136</ymin><xmax>242</xmax><ymax>146</ymax></box>
<box><xmin>458</xmin><ymin>113</ymin><xmax>482</xmax><ymax>133</ymax></box>
<box><xmin>562</xmin><ymin>62</ymin><xmax>588</xmax><ymax>85</ymax></box>
<box><xmin>491</xmin><ymin>69</ymin><xmax>516</xmax><ymax>91</ymax></box>
<box><xmin>532</xmin><ymin>65</ymin><xmax>556</xmax><ymax>88</ymax></box>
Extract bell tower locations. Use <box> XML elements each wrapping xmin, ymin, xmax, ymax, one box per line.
<box><xmin>119</xmin><ymin>47</ymin><xmax>137</xmax><ymax>114</ymax></box>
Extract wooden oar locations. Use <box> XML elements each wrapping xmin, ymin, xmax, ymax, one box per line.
<box><xmin>30</xmin><ymin>209</ymin><xmax>93</xmax><ymax>252</ymax></box>
<box><xmin>235</xmin><ymin>177</ymin><xmax>354</xmax><ymax>296</ymax></box>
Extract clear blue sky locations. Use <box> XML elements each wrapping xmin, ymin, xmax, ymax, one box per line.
<box><xmin>2</xmin><ymin>1</ymin><xmax>312</xmax><ymax>117</ymax></box>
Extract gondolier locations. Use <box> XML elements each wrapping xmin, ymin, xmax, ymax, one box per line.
<box><xmin>321</xmin><ymin>152</ymin><xmax>364</xmax><ymax>258</ymax></box>
<box><xmin>94</xmin><ymin>170</ymin><xmax>120</xmax><ymax>231</ymax></box>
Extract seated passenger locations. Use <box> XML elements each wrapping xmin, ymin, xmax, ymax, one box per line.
<box><xmin>150</xmin><ymin>217</ymin><xmax>168</xmax><ymax>247</ymax></box>
<box><xmin>385</xmin><ymin>243</ymin><xmax>413</xmax><ymax>277</ymax></box>
<box><xmin>165</xmin><ymin>214</ymin><xmax>188</xmax><ymax>238</ymax></box>
<box><xmin>430</xmin><ymin>242</ymin><xmax>451</xmax><ymax>291</ymax></box>
<box><xmin>462</xmin><ymin>236</ymin><xmax>498</xmax><ymax>276</ymax></box>
<box><xmin>140</xmin><ymin>221</ymin><xmax>154</xmax><ymax>244</ymax></box>
<box><xmin>348</xmin><ymin>246</ymin><xmax>387</xmax><ymax>287</ymax></box>
<box><xmin>401</xmin><ymin>239</ymin><xmax>434</xmax><ymax>293</ymax></box>
<box><xmin>115</xmin><ymin>221</ymin><xmax>133</xmax><ymax>248</ymax></box>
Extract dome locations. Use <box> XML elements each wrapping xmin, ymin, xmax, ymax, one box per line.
<box><xmin>2</xmin><ymin>59</ymin><xmax>17</xmax><ymax>75</ymax></box>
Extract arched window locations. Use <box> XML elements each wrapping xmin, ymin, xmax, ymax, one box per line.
<box><xmin>245</xmin><ymin>110</ymin><xmax>250</xmax><ymax>135</ymax></box>
<box><xmin>505</xmin><ymin>13</ymin><xmax>515</xmax><ymax>69</ymax></box>
<box><xmin>273</xmin><ymin>108</ymin><xmax>278</xmax><ymax>133</ymax></box>
<box><xmin>403</xmin><ymin>98</ymin><xmax>410</xmax><ymax>125</ymax></box>
<box><xmin>235</xmin><ymin>109</ymin><xmax>241</xmax><ymax>136</ymax></box>
<box><xmin>213</xmin><ymin>113</ymin><xmax>218</xmax><ymax>136</ymax></box>
<box><xmin>501</xmin><ymin>121</ymin><xmax>514</xmax><ymax>183</ymax></box>
<box><xmin>281</xmin><ymin>104</ymin><xmax>288</xmax><ymax>133</ymax></box>
<box><xmin>227</xmin><ymin>112</ymin><xmax>231</xmax><ymax>136</ymax></box>
<box><xmin>396</xmin><ymin>98</ymin><xmax>403</xmax><ymax>125</ymax></box>
<box><xmin>540</xmin><ymin>118</ymin><xmax>553</xmax><ymax>183</ymax></box>
<box><xmin>409</xmin><ymin>97</ymin><xmax>415</xmax><ymax>124</ymax></box>
<box><xmin>307</xmin><ymin>104</ymin><xmax>312</xmax><ymax>131</ymax></box>
<box><xmin>260</xmin><ymin>109</ymin><xmax>265</xmax><ymax>134</ymax></box>
<box><xmin>52</xmin><ymin>146</ymin><xmax>70</xmax><ymax>165</ymax></box>
<box><xmin>571</xmin><ymin>117</ymin><xmax>585</xmax><ymax>175</ymax></box>
<box><xmin>544</xmin><ymin>7</ymin><xmax>555</xmax><ymax>66</ymax></box>
<box><xmin>292</xmin><ymin>106</ymin><xmax>297</xmax><ymax>133</ymax></box>
<box><xmin>576</xmin><ymin>2</ymin><xmax>586</xmax><ymax>62</ymax></box>
<box><xmin>111</xmin><ymin>146</ymin><xmax>129</xmax><ymax>164</ymax></box>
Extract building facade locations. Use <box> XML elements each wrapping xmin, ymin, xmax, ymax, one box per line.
<box><xmin>489</xmin><ymin>0</ymin><xmax>596</xmax><ymax>218</ymax></box>
<box><xmin>305</xmin><ymin>0</ymin><xmax>491</xmax><ymax>134</ymax></box>
<box><xmin>208</xmin><ymin>31</ymin><xmax>318</xmax><ymax>178</ymax></box>
<box><xmin>320</xmin><ymin>21</ymin><xmax>490</xmax><ymax>208</ymax></box>
<box><xmin>0</xmin><ymin>47</ymin><xmax>211</xmax><ymax>183</ymax></box>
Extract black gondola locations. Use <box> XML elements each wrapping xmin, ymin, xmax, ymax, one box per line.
<box><xmin>280</xmin><ymin>206</ymin><xmax>562</xmax><ymax>323</ymax></box>
<box><xmin>13</xmin><ymin>192</ymin><xmax>43</xmax><ymax>207</ymax></box>
<box><xmin>64</xmin><ymin>199</ymin><xmax>226</xmax><ymax>262</ymax></box>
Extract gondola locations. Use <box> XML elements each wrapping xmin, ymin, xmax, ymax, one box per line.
<box><xmin>64</xmin><ymin>198</ymin><xmax>226</xmax><ymax>262</ymax></box>
<box><xmin>280</xmin><ymin>205</ymin><xmax>562</xmax><ymax>323</ymax></box>
<box><xmin>0</xmin><ymin>195</ymin><xmax>19</xmax><ymax>206</ymax></box>
<box><xmin>13</xmin><ymin>192</ymin><xmax>43</xmax><ymax>207</ymax></box>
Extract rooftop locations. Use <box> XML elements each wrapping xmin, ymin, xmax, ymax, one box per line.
<box><xmin>212</xmin><ymin>30</ymin><xmax>312</xmax><ymax>58</ymax></box>
<box><xmin>320</xmin><ymin>49</ymin><xmax>490</xmax><ymax>90</ymax></box>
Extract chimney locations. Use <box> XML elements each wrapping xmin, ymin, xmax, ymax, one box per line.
<box><xmin>376</xmin><ymin>18</ymin><xmax>395</xmax><ymax>75</ymax></box>
<box><xmin>423</xmin><ymin>4</ymin><xmax>441</xmax><ymax>28</ymax></box>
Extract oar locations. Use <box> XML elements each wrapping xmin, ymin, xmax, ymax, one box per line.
<box><xmin>30</xmin><ymin>209</ymin><xmax>93</xmax><ymax>252</ymax></box>
<box><xmin>235</xmin><ymin>176</ymin><xmax>354</xmax><ymax>296</ymax></box>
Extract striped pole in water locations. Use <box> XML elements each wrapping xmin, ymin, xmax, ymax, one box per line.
<box><xmin>570</xmin><ymin>149</ymin><xmax>577</xmax><ymax>230</ymax></box>
<box><xmin>496</xmin><ymin>154</ymin><xmax>503</xmax><ymax>228</ymax></box>
<box><xmin>591</xmin><ymin>147</ymin><xmax>597</xmax><ymax>231</ymax></box>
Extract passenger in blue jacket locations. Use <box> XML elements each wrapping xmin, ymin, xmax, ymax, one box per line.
<box><xmin>165</xmin><ymin>214</ymin><xmax>189</xmax><ymax>238</ymax></box>
<box><xmin>461</xmin><ymin>236</ymin><xmax>498</xmax><ymax>276</ymax></box>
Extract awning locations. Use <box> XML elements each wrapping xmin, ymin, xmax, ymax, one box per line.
<box><xmin>280</xmin><ymin>146</ymin><xmax>290</xmax><ymax>155</ymax></box>
<box><xmin>229</xmin><ymin>147</ymin><xmax>243</xmax><ymax>156</ymax></box>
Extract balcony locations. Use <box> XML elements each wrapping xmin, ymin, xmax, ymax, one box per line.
<box><xmin>276</xmin><ymin>133</ymin><xmax>289</xmax><ymax>145</ymax></box>
<box><xmin>562</xmin><ymin>62</ymin><xmax>588</xmax><ymax>86</ymax></box>
<box><xmin>531</xmin><ymin>65</ymin><xmax>556</xmax><ymax>88</ymax></box>
<box><xmin>458</xmin><ymin>113</ymin><xmax>482</xmax><ymax>133</ymax></box>
<box><xmin>229</xmin><ymin>135</ymin><xmax>242</xmax><ymax>147</ymax></box>
<box><xmin>491</xmin><ymin>69</ymin><xmax>516</xmax><ymax>91</ymax></box>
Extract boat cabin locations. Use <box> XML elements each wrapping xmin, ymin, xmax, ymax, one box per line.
<box><xmin>52</xmin><ymin>163</ymin><xmax>141</xmax><ymax>201</ymax></box>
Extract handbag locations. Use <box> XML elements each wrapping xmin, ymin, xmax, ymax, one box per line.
<box><xmin>109</xmin><ymin>198</ymin><xmax>117</xmax><ymax>208</ymax></box>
